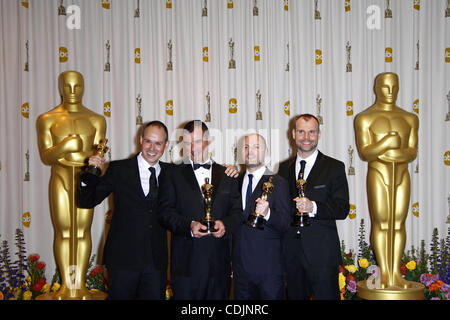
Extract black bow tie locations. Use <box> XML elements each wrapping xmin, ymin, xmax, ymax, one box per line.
<box><xmin>193</xmin><ymin>162</ymin><xmax>212</xmax><ymax>170</ymax></box>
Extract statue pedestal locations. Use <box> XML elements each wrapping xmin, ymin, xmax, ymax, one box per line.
<box><xmin>36</xmin><ymin>287</ymin><xmax>107</xmax><ymax>300</ymax></box>
<box><xmin>357</xmin><ymin>280</ymin><xmax>424</xmax><ymax>300</ymax></box>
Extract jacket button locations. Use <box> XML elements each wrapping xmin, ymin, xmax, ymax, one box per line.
<box><xmin>149</xmin><ymin>225</ymin><xmax>153</xmax><ymax>229</ymax></box>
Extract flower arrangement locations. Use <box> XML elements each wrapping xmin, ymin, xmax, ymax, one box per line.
<box><xmin>419</xmin><ymin>273</ymin><xmax>449</xmax><ymax>300</ymax></box>
<box><xmin>0</xmin><ymin>229</ymin><xmax>108</xmax><ymax>300</ymax></box>
<box><xmin>0</xmin><ymin>229</ymin><xmax>27</xmax><ymax>299</ymax></box>
<box><xmin>339</xmin><ymin>221</ymin><xmax>450</xmax><ymax>300</ymax></box>
<box><xmin>3</xmin><ymin>224</ymin><xmax>449</xmax><ymax>300</ymax></box>
<box><xmin>401</xmin><ymin>230</ymin><xmax>450</xmax><ymax>300</ymax></box>
<box><xmin>85</xmin><ymin>255</ymin><xmax>108</xmax><ymax>292</ymax></box>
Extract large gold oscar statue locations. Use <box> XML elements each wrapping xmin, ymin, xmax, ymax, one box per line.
<box><xmin>36</xmin><ymin>71</ymin><xmax>107</xmax><ymax>300</ymax></box>
<box><xmin>354</xmin><ymin>72</ymin><xmax>424</xmax><ymax>300</ymax></box>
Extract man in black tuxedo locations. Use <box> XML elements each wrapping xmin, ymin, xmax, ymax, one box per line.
<box><xmin>233</xmin><ymin>133</ymin><xmax>290</xmax><ymax>300</ymax></box>
<box><xmin>278</xmin><ymin>114</ymin><xmax>349</xmax><ymax>300</ymax></box>
<box><xmin>157</xmin><ymin>120</ymin><xmax>242</xmax><ymax>300</ymax></box>
<box><xmin>79</xmin><ymin>121</ymin><xmax>170</xmax><ymax>300</ymax></box>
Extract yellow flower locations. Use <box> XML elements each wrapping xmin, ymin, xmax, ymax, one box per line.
<box><xmin>25</xmin><ymin>276</ymin><xmax>31</xmax><ymax>285</ymax></box>
<box><xmin>51</xmin><ymin>282</ymin><xmax>61</xmax><ymax>292</ymax></box>
<box><xmin>23</xmin><ymin>291</ymin><xmax>32</xmax><ymax>300</ymax></box>
<box><xmin>345</xmin><ymin>265</ymin><xmax>357</xmax><ymax>273</ymax></box>
<box><xmin>42</xmin><ymin>284</ymin><xmax>50</xmax><ymax>293</ymax></box>
<box><xmin>406</xmin><ymin>260</ymin><xmax>416</xmax><ymax>271</ymax></box>
<box><xmin>339</xmin><ymin>272</ymin><xmax>346</xmax><ymax>290</ymax></box>
<box><xmin>13</xmin><ymin>287</ymin><xmax>22</xmax><ymax>299</ymax></box>
<box><xmin>358</xmin><ymin>258</ymin><xmax>369</xmax><ymax>268</ymax></box>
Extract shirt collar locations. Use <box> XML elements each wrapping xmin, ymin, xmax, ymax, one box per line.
<box><xmin>189</xmin><ymin>157</ymin><xmax>212</xmax><ymax>168</ymax></box>
<box><xmin>296</xmin><ymin>149</ymin><xmax>318</xmax><ymax>167</ymax></box>
<box><xmin>138</xmin><ymin>152</ymin><xmax>161</xmax><ymax>172</ymax></box>
<box><xmin>246</xmin><ymin>165</ymin><xmax>267</xmax><ymax>181</ymax></box>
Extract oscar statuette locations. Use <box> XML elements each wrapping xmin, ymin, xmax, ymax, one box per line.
<box><xmin>58</xmin><ymin>0</ymin><xmax>66</xmax><ymax>16</ymax></box>
<box><xmin>385</xmin><ymin>0</ymin><xmax>393</xmax><ymax>18</ymax></box>
<box><xmin>228</xmin><ymin>38</ymin><xmax>236</xmax><ymax>69</ymax></box>
<box><xmin>256</xmin><ymin>90</ymin><xmax>262</xmax><ymax>121</ymax></box>
<box><xmin>354</xmin><ymin>72</ymin><xmax>424</xmax><ymax>300</ymax></box>
<box><xmin>167</xmin><ymin>40</ymin><xmax>173</xmax><ymax>71</ymax></box>
<box><xmin>202</xmin><ymin>0</ymin><xmax>208</xmax><ymax>17</ymax></box>
<box><xmin>253</xmin><ymin>0</ymin><xmax>259</xmax><ymax>16</ymax></box>
<box><xmin>85</xmin><ymin>139</ymin><xmax>109</xmax><ymax>176</ymax></box>
<box><xmin>246</xmin><ymin>176</ymin><xmax>274</xmax><ymax>230</ymax></box>
<box><xmin>291</xmin><ymin>175</ymin><xmax>311</xmax><ymax>236</ymax></box>
<box><xmin>200</xmin><ymin>178</ymin><xmax>217</xmax><ymax>234</ymax></box>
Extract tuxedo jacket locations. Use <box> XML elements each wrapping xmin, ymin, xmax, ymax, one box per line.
<box><xmin>79</xmin><ymin>155</ymin><xmax>169</xmax><ymax>271</ymax></box>
<box><xmin>157</xmin><ymin>162</ymin><xmax>243</xmax><ymax>278</ymax></box>
<box><xmin>277</xmin><ymin>151</ymin><xmax>349</xmax><ymax>267</ymax></box>
<box><xmin>232</xmin><ymin>171</ymin><xmax>290</xmax><ymax>278</ymax></box>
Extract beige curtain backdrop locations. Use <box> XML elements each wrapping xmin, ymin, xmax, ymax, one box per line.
<box><xmin>0</xmin><ymin>0</ymin><xmax>448</xmax><ymax>278</ymax></box>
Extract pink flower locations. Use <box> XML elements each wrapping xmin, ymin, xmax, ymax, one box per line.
<box><xmin>441</xmin><ymin>283</ymin><xmax>450</xmax><ymax>294</ymax></box>
<box><xmin>347</xmin><ymin>280</ymin><xmax>357</xmax><ymax>293</ymax></box>
<box><xmin>420</xmin><ymin>273</ymin><xmax>435</xmax><ymax>287</ymax></box>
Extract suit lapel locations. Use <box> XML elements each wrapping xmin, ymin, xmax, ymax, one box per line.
<box><xmin>181</xmin><ymin>163</ymin><xmax>203</xmax><ymax>198</ymax></box>
<box><xmin>242</xmin><ymin>169</ymin><xmax>273</xmax><ymax>217</ymax></box>
<box><xmin>181</xmin><ymin>163</ymin><xmax>205</xmax><ymax>221</ymax></box>
<box><xmin>287</xmin><ymin>157</ymin><xmax>297</xmax><ymax>197</ymax></box>
<box><xmin>130</xmin><ymin>155</ymin><xmax>147</xmax><ymax>201</ymax></box>
<box><xmin>304</xmin><ymin>151</ymin><xmax>324</xmax><ymax>195</ymax></box>
<box><xmin>238</xmin><ymin>173</ymin><xmax>244</xmax><ymax>191</ymax></box>
<box><xmin>211</xmin><ymin>162</ymin><xmax>223</xmax><ymax>202</ymax></box>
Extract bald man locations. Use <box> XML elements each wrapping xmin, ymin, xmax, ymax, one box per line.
<box><xmin>232</xmin><ymin>133</ymin><xmax>290</xmax><ymax>300</ymax></box>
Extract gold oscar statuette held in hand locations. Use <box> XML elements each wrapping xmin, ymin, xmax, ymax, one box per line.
<box><xmin>200</xmin><ymin>177</ymin><xmax>217</xmax><ymax>233</ymax></box>
<box><xmin>246</xmin><ymin>176</ymin><xmax>274</xmax><ymax>230</ymax></box>
<box><xmin>85</xmin><ymin>139</ymin><xmax>109</xmax><ymax>176</ymax></box>
<box><xmin>291</xmin><ymin>177</ymin><xmax>311</xmax><ymax>235</ymax></box>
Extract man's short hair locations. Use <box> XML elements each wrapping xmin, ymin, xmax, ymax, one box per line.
<box><xmin>294</xmin><ymin>114</ymin><xmax>320</xmax><ymax>130</ymax></box>
<box><xmin>183</xmin><ymin>120</ymin><xmax>209</xmax><ymax>138</ymax></box>
<box><xmin>142</xmin><ymin>120</ymin><xmax>169</xmax><ymax>142</ymax></box>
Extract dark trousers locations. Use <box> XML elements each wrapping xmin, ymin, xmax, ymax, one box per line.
<box><xmin>171</xmin><ymin>243</ymin><xmax>231</xmax><ymax>299</ymax></box>
<box><xmin>171</xmin><ymin>270</ymin><xmax>230</xmax><ymax>300</ymax></box>
<box><xmin>234</xmin><ymin>273</ymin><xmax>285</xmax><ymax>300</ymax></box>
<box><xmin>107</xmin><ymin>262</ymin><xmax>166</xmax><ymax>300</ymax></box>
<box><xmin>285</xmin><ymin>242</ymin><xmax>339</xmax><ymax>300</ymax></box>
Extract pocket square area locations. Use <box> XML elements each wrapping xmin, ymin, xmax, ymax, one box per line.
<box><xmin>313</xmin><ymin>184</ymin><xmax>326</xmax><ymax>189</ymax></box>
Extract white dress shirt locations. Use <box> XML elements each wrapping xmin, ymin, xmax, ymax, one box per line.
<box><xmin>295</xmin><ymin>150</ymin><xmax>318</xmax><ymax>217</ymax></box>
<box><xmin>137</xmin><ymin>152</ymin><xmax>161</xmax><ymax>196</ymax></box>
<box><xmin>241</xmin><ymin>165</ymin><xmax>271</xmax><ymax>220</ymax></box>
<box><xmin>190</xmin><ymin>158</ymin><xmax>212</xmax><ymax>190</ymax></box>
